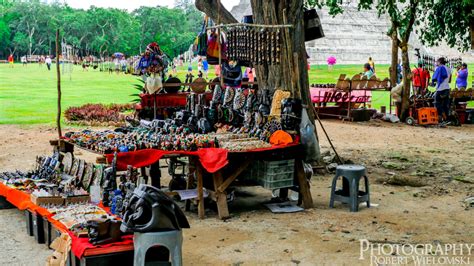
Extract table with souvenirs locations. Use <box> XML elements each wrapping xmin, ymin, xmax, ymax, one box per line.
<box><xmin>0</xmin><ymin>23</ymin><xmax>318</xmax><ymax>264</ymax></box>
<box><xmin>61</xmin><ymin>79</ymin><xmax>315</xmax><ymax>219</ymax></box>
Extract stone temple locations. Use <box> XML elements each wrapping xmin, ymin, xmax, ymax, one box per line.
<box><xmin>230</xmin><ymin>0</ymin><xmax>472</xmax><ymax>65</ymax></box>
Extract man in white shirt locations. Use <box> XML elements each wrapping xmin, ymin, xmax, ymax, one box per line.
<box><xmin>45</xmin><ymin>56</ymin><xmax>52</xmax><ymax>71</ymax></box>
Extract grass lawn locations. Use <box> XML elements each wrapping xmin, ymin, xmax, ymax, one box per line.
<box><xmin>0</xmin><ymin>63</ymin><xmax>471</xmax><ymax>125</ymax></box>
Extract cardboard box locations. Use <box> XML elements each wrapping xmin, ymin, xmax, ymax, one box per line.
<box><xmin>65</xmin><ymin>195</ymin><xmax>90</xmax><ymax>205</ymax></box>
<box><xmin>31</xmin><ymin>194</ymin><xmax>65</xmax><ymax>206</ymax></box>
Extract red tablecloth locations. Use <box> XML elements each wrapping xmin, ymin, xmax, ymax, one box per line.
<box><xmin>69</xmin><ymin>232</ymin><xmax>134</xmax><ymax>258</ymax></box>
<box><xmin>0</xmin><ymin>182</ymin><xmax>133</xmax><ymax>258</ymax></box>
<box><xmin>105</xmin><ymin>144</ymin><xmax>299</xmax><ymax>173</ymax></box>
<box><xmin>105</xmin><ymin>148</ymin><xmax>229</xmax><ymax>173</ymax></box>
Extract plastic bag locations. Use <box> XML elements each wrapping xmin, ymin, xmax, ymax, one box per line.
<box><xmin>299</xmin><ymin>108</ymin><xmax>320</xmax><ymax>163</ymax></box>
<box><xmin>145</xmin><ymin>74</ymin><xmax>162</xmax><ymax>94</ymax></box>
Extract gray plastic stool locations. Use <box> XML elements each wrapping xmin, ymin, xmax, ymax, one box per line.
<box><xmin>134</xmin><ymin>230</ymin><xmax>183</xmax><ymax>266</ymax></box>
<box><xmin>329</xmin><ymin>164</ymin><xmax>370</xmax><ymax>212</ymax></box>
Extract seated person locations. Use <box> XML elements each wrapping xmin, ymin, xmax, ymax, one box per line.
<box><xmin>363</xmin><ymin>63</ymin><xmax>375</xmax><ymax>79</ymax></box>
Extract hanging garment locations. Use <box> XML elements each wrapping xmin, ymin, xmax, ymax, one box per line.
<box><xmin>222</xmin><ymin>62</ymin><xmax>242</xmax><ymax>87</ymax></box>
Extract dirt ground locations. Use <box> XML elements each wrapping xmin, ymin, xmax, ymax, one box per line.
<box><xmin>0</xmin><ymin>121</ymin><xmax>473</xmax><ymax>265</ymax></box>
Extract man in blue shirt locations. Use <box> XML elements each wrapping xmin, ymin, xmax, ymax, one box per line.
<box><xmin>202</xmin><ymin>59</ymin><xmax>209</xmax><ymax>79</ymax></box>
<box><xmin>456</xmin><ymin>63</ymin><xmax>468</xmax><ymax>89</ymax></box>
<box><xmin>431</xmin><ymin>57</ymin><xmax>452</xmax><ymax>122</ymax></box>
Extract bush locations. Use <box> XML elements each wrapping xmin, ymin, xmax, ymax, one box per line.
<box><xmin>64</xmin><ymin>103</ymin><xmax>134</xmax><ymax>126</ymax></box>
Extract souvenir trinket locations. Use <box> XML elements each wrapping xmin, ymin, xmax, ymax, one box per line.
<box><xmin>121</xmin><ymin>184</ymin><xmax>190</xmax><ymax>233</ymax></box>
<box><xmin>70</xmin><ymin>158</ymin><xmax>80</xmax><ymax>177</ymax></box>
<box><xmin>93</xmin><ymin>164</ymin><xmax>104</xmax><ymax>186</ymax></box>
<box><xmin>82</xmin><ymin>163</ymin><xmax>94</xmax><ymax>190</ymax></box>
<box><xmin>281</xmin><ymin>98</ymin><xmax>303</xmax><ymax>131</ymax></box>
<box><xmin>62</xmin><ymin>152</ymin><xmax>73</xmax><ymax>175</ymax></box>
<box><xmin>76</xmin><ymin>159</ymin><xmax>86</xmax><ymax>183</ymax></box>
<box><xmin>86</xmin><ymin>219</ymin><xmax>122</xmax><ymax>245</ymax></box>
<box><xmin>233</xmin><ymin>88</ymin><xmax>246</xmax><ymax>110</ymax></box>
<box><xmin>223</xmin><ymin>87</ymin><xmax>235</xmax><ymax>107</ymax></box>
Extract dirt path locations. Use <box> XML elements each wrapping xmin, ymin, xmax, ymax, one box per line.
<box><xmin>0</xmin><ymin>122</ymin><xmax>473</xmax><ymax>265</ymax></box>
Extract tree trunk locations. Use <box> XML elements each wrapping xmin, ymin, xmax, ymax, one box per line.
<box><xmin>249</xmin><ymin>1</ymin><xmax>309</xmax><ymax>99</ymax></box>
<box><xmin>195</xmin><ymin>0</ymin><xmax>319</xmax><ymax>162</ymax></box>
<box><xmin>389</xmin><ymin>24</ymin><xmax>399</xmax><ymax>116</ymax></box>
<box><xmin>195</xmin><ymin>0</ymin><xmax>238</xmax><ymax>24</ymax></box>
<box><xmin>399</xmin><ymin>42</ymin><xmax>411</xmax><ymax>122</ymax></box>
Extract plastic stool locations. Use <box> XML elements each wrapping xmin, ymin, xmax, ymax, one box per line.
<box><xmin>329</xmin><ymin>165</ymin><xmax>370</xmax><ymax>212</ymax></box>
<box><xmin>134</xmin><ymin>230</ymin><xmax>183</xmax><ymax>266</ymax></box>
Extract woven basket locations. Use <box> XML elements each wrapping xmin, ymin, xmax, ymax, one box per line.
<box><xmin>191</xmin><ymin>77</ymin><xmax>208</xmax><ymax>93</ymax></box>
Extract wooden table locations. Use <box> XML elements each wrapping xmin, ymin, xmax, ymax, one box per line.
<box><xmin>191</xmin><ymin>144</ymin><xmax>313</xmax><ymax>220</ymax></box>
<box><xmin>52</xmin><ymin>140</ymin><xmax>314</xmax><ymax>220</ymax></box>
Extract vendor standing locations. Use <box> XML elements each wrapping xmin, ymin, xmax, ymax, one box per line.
<box><xmin>412</xmin><ymin>63</ymin><xmax>430</xmax><ymax>95</ymax></box>
<box><xmin>455</xmin><ymin>63</ymin><xmax>468</xmax><ymax>90</ymax></box>
<box><xmin>431</xmin><ymin>57</ymin><xmax>452</xmax><ymax>122</ymax></box>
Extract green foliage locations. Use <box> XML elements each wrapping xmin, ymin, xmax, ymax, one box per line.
<box><xmin>418</xmin><ymin>0</ymin><xmax>473</xmax><ymax>52</ymax></box>
<box><xmin>0</xmin><ymin>1</ymin><xmax>202</xmax><ymax>58</ymax></box>
<box><xmin>307</xmin><ymin>0</ymin><xmax>472</xmax><ymax>52</ymax></box>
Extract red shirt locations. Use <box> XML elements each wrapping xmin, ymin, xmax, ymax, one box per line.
<box><xmin>412</xmin><ymin>68</ymin><xmax>430</xmax><ymax>89</ymax></box>
<box><xmin>8</xmin><ymin>55</ymin><xmax>13</xmax><ymax>63</ymax></box>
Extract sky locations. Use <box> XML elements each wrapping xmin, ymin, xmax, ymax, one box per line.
<box><xmin>62</xmin><ymin>0</ymin><xmax>240</xmax><ymax>12</ymax></box>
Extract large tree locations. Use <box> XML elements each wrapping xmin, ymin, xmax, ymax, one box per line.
<box><xmin>195</xmin><ymin>0</ymin><xmax>314</xmax><ymax>121</ymax></box>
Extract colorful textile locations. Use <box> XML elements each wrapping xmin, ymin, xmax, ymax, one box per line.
<box><xmin>105</xmin><ymin>148</ymin><xmax>229</xmax><ymax>173</ymax></box>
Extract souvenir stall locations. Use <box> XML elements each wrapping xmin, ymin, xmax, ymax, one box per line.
<box><xmin>62</xmin><ymin>18</ymin><xmax>315</xmax><ymax>219</ymax></box>
<box><xmin>311</xmin><ymin>74</ymin><xmax>391</xmax><ymax>121</ymax></box>
<box><xmin>0</xmin><ymin>16</ymin><xmax>316</xmax><ymax>266</ymax></box>
<box><xmin>0</xmin><ymin>151</ymin><xmax>189</xmax><ymax>265</ymax></box>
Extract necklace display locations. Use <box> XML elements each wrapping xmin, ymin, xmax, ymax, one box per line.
<box><xmin>226</xmin><ymin>27</ymin><xmax>281</xmax><ymax>66</ymax></box>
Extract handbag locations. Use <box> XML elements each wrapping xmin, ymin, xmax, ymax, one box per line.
<box><xmin>207</xmin><ymin>31</ymin><xmax>227</xmax><ymax>65</ymax></box>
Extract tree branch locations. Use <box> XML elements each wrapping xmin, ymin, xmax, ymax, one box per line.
<box><xmin>402</xmin><ymin>0</ymin><xmax>418</xmax><ymax>42</ymax></box>
<box><xmin>195</xmin><ymin>0</ymin><xmax>238</xmax><ymax>24</ymax></box>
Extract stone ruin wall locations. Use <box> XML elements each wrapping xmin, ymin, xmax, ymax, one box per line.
<box><xmin>230</xmin><ymin>0</ymin><xmax>473</xmax><ymax>66</ymax></box>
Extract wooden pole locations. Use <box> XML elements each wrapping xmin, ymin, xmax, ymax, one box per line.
<box><xmin>217</xmin><ymin>0</ymin><xmax>224</xmax><ymax>89</ymax></box>
<box><xmin>56</xmin><ymin>29</ymin><xmax>62</xmax><ymax>138</ymax></box>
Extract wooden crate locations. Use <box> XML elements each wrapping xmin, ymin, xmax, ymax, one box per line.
<box><xmin>31</xmin><ymin>194</ymin><xmax>65</xmax><ymax>205</ymax></box>
<box><xmin>65</xmin><ymin>195</ymin><xmax>90</xmax><ymax>205</ymax></box>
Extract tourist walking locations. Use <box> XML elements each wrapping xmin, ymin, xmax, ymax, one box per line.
<box><xmin>8</xmin><ymin>54</ymin><xmax>14</xmax><ymax>68</ymax></box>
<box><xmin>21</xmin><ymin>56</ymin><xmax>27</xmax><ymax>66</ymax></box>
<box><xmin>368</xmin><ymin>57</ymin><xmax>375</xmax><ymax>73</ymax></box>
<box><xmin>45</xmin><ymin>56</ymin><xmax>52</xmax><ymax>70</ymax></box>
